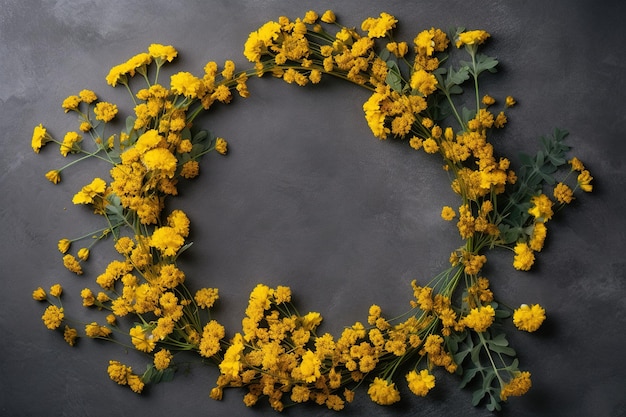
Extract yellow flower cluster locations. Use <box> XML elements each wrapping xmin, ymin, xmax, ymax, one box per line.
<box><xmin>31</xmin><ymin>9</ymin><xmax>595</xmax><ymax>413</ymax></box>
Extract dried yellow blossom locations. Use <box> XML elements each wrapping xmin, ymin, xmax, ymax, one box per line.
<box><xmin>500</xmin><ymin>371</ymin><xmax>532</xmax><ymax>400</ymax></box>
<box><xmin>406</xmin><ymin>369</ymin><xmax>436</xmax><ymax>397</ymax></box>
<box><xmin>513</xmin><ymin>304</ymin><xmax>546</xmax><ymax>332</ymax></box>
<box><xmin>367</xmin><ymin>377</ymin><xmax>400</xmax><ymax>405</ymax></box>
<box><xmin>32</xmin><ymin>287</ymin><xmax>47</xmax><ymax>301</ymax></box>
<box><xmin>513</xmin><ymin>242</ymin><xmax>535</xmax><ymax>271</ymax></box>
<box><xmin>41</xmin><ymin>305</ymin><xmax>64</xmax><ymax>330</ymax></box>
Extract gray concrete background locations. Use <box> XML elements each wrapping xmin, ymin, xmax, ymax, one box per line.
<box><xmin>1</xmin><ymin>1</ymin><xmax>625</xmax><ymax>416</ymax></box>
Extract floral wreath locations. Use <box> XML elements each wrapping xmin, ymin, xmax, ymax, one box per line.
<box><xmin>31</xmin><ymin>10</ymin><xmax>593</xmax><ymax>413</ymax></box>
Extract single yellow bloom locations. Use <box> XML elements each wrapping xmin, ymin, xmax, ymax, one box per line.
<box><xmin>554</xmin><ymin>182</ymin><xmax>574</xmax><ymax>204</ymax></box>
<box><xmin>31</xmin><ymin>124</ymin><xmax>51</xmax><ymax>153</ymax></box>
<box><xmin>45</xmin><ymin>170</ymin><xmax>61</xmax><ymax>184</ymax></box>
<box><xmin>482</xmin><ymin>95</ymin><xmax>496</xmax><ymax>106</ymax></box>
<box><xmin>456</xmin><ymin>30</ymin><xmax>490</xmax><ymax>48</ymax></box>
<box><xmin>61</xmin><ymin>95</ymin><xmax>80</xmax><ymax>112</ymax></box>
<box><xmin>321</xmin><ymin>10</ymin><xmax>336</xmax><ymax>23</ymax></box>
<box><xmin>528</xmin><ymin>194</ymin><xmax>553</xmax><ymax>222</ymax></box>
<box><xmin>49</xmin><ymin>284</ymin><xmax>63</xmax><ymax>297</ymax></box>
<box><xmin>568</xmin><ymin>156</ymin><xmax>585</xmax><ymax>172</ymax></box>
<box><xmin>77</xmin><ymin>248</ymin><xmax>90</xmax><ymax>261</ymax></box>
<box><xmin>512</xmin><ymin>242</ymin><xmax>535</xmax><ymax>271</ymax></box>
<box><xmin>79</xmin><ymin>89</ymin><xmax>97</xmax><ymax>103</ymax></box>
<box><xmin>42</xmin><ymin>305</ymin><xmax>64</xmax><ymax>330</ymax></box>
<box><xmin>129</xmin><ymin>325</ymin><xmax>156</xmax><ymax>352</ymax></box>
<box><xmin>107</xmin><ymin>360</ymin><xmax>131</xmax><ymax>385</ymax></box>
<box><xmin>215</xmin><ymin>137</ymin><xmax>228</xmax><ymax>155</ymax></box>
<box><xmin>94</xmin><ymin>102</ymin><xmax>118</xmax><ymax>122</ymax></box>
<box><xmin>361</xmin><ymin>12</ymin><xmax>397</xmax><ymax>38</ymax></box>
<box><xmin>577</xmin><ymin>170</ymin><xmax>593</xmax><ymax>192</ymax></box>
<box><xmin>153</xmin><ymin>349</ymin><xmax>173</xmax><ymax>370</ymax></box>
<box><xmin>406</xmin><ymin>369</ymin><xmax>436</xmax><ymax>397</ymax></box>
<box><xmin>505</xmin><ymin>95</ymin><xmax>516</xmax><ymax>107</ymax></box>
<box><xmin>500</xmin><ymin>371</ymin><xmax>532</xmax><ymax>400</ymax></box>
<box><xmin>63</xmin><ymin>325</ymin><xmax>78</xmax><ymax>346</ymax></box>
<box><xmin>462</xmin><ymin>305</ymin><xmax>495</xmax><ymax>332</ymax></box>
<box><xmin>148</xmin><ymin>43</ymin><xmax>178</xmax><ymax>62</ymax></box>
<box><xmin>367</xmin><ymin>377</ymin><xmax>401</xmax><ymax>405</ymax></box>
<box><xmin>32</xmin><ymin>287</ymin><xmax>47</xmax><ymax>301</ymax></box>
<box><xmin>441</xmin><ymin>206</ymin><xmax>456</xmax><ymax>221</ymax></box>
<box><xmin>58</xmin><ymin>238</ymin><xmax>71</xmax><ymax>254</ymax></box>
<box><xmin>303</xmin><ymin>10</ymin><xmax>318</xmax><ymax>24</ymax></box>
<box><xmin>62</xmin><ymin>254</ymin><xmax>83</xmax><ymax>275</ymax></box>
<box><xmin>513</xmin><ymin>304</ymin><xmax>546</xmax><ymax>332</ymax></box>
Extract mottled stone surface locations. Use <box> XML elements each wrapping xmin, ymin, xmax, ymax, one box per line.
<box><xmin>1</xmin><ymin>1</ymin><xmax>625</xmax><ymax>416</ymax></box>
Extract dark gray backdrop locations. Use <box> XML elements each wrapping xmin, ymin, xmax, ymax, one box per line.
<box><xmin>1</xmin><ymin>1</ymin><xmax>625</xmax><ymax>416</ymax></box>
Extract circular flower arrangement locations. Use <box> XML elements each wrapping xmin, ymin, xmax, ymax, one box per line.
<box><xmin>31</xmin><ymin>10</ymin><xmax>593</xmax><ymax>413</ymax></box>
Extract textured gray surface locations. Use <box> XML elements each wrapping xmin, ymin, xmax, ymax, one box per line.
<box><xmin>1</xmin><ymin>0</ymin><xmax>625</xmax><ymax>416</ymax></box>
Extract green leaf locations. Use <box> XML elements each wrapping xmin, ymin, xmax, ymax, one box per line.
<box><xmin>125</xmin><ymin>116</ymin><xmax>136</xmax><ymax>134</ymax></box>
<box><xmin>386</xmin><ymin>60</ymin><xmax>403</xmax><ymax>93</ymax></box>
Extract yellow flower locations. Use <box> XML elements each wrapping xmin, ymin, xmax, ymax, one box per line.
<box><xmin>170</xmin><ymin>71</ymin><xmax>205</xmax><ymax>99</ymax></box>
<box><xmin>42</xmin><ymin>305</ymin><xmax>64</xmax><ymax>329</ymax></box>
<box><xmin>303</xmin><ymin>10</ymin><xmax>318</xmax><ymax>24</ymax></box>
<box><xmin>45</xmin><ymin>170</ymin><xmax>61</xmax><ymax>184</ymax></box>
<box><xmin>505</xmin><ymin>95</ymin><xmax>516</xmax><ymax>107</ymax></box>
<box><xmin>577</xmin><ymin>169</ymin><xmax>593</xmax><ymax>192</ymax></box>
<box><xmin>568</xmin><ymin>156</ymin><xmax>585</xmax><ymax>172</ymax></box>
<box><xmin>61</xmin><ymin>95</ymin><xmax>80</xmax><ymax>112</ymax></box>
<box><xmin>105</xmin><ymin>63</ymin><xmax>130</xmax><ymax>87</ymax></box>
<box><xmin>129</xmin><ymin>325</ymin><xmax>156</xmax><ymax>352</ymax></box>
<box><xmin>107</xmin><ymin>360</ymin><xmax>131</xmax><ymax>385</ymax></box>
<box><xmin>462</xmin><ymin>305</ymin><xmax>495</xmax><ymax>332</ymax></box>
<box><xmin>150</xmin><ymin>226</ymin><xmax>185</xmax><ymax>257</ymax></box>
<box><xmin>77</xmin><ymin>248</ymin><xmax>90</xmax><ymax>261</ymax></box>
<box><xmin>49</xmin><ymin>284</ymin><xmax>63</xmax><ymax>297</ymax></box>
<box><xmin>321</xmin><ymin>10</ymin><xmax>336</xmax><ymax>24</ymax></box>
<box><xmin>500</xmin><ymin>371</ymin><xmax>532</xmax><ymax>400</ymax></box>
<box><xmin>85</xmin><ymin>322</ymin><xmax>112</xmax><ymax>338</ymax></box>
<box><xmin>410</xmin><ymin>68</ymin><xmax>438</xmax><ymax>96</ymax></box>
<box><xmin>148</xmin><ymin>43</ymin><xmax>178</xmax><ymax>62</ymax></box>
<box><xmin>528</xmin><ymin>194</ymin><xmax>553</xmax><ymax>222</ymax></box>
<box><xmin>219</xmin><ymin>333</ymin><xmax>245</xmax><ymax>377</ymax></box>
<box><xmin>361</xmin><ymin>12</ymin><xmax>397</xmax><ymax>38</ymax></box>
<box><xmin>295</xmin><ymin>350</ymin><xmax>321</xmax><ymax>383</ymax></box>
<box><xmin>63</xmin><ymin>325</ymin><xmax>78</xmax><ymax>346</ymax></box>
<box><xmin>195</xmin><ymin>288</ymin><xmax>220</xmax><ymax>309</ymax></box>
<box><xmin>62</xmin><ymin>254</ymin><xmax>83</xmax><ymax>275</ymax></box>
<box><xmin>482</xmin><ymin>95</ymin><xmax>495</xmax><ymax>106</ymax></box>
<box><xmin>367</xmin><ymin>377</ymin><xmax>401</xmax><ymax>405</ymax></box>
<box><xmin>456</xmin><ymin>30</ymin><xmax>490</xmax><ymax>48</ymax></box>
<box><xmin>153</xmin><ymin>349</ymin><xmax>173</xmax><ymax>371</ymax></box>
<box><xmin>31</xmin><ymin>124</ymin><xmax>52</xmax><ymax>153</ymax></box>
<box><xmin>422</xmin><ymin>138</ymin><xmax>439</xmax><ymax>154</ymax></box>
<box><xmin>553</xmin><ymin>182</ymin><xmax>574</xmax><ymax>204</ymax></box>
<box><xmin>32</xmin><ymin>287</ymin><xmax>47</xmax><ymax>301</ymax></box>
<box><xmin>80</xmin><ymin>288</ymin><xmax>95</xmax><ymax>306</ymax></box>
<box><xmin>94</xmin><ymin>102</ymin><xmax>118</xmax><ymax>122</ymax></box>
<box><xmin>513</xmin><ymin>304</ymin><xmax>546</xmax><ymax>332</ymax></box>
<box><xmin>441</xmin><ymin>206</ymin><xmax>456</xmax><ymax>221</ymax></box>
<box><xmin>127</xmin><ymin>372</ymin><xmax>145</xmax><ymax>393</ymax></box>
<box><xmin>72</xmin><ymin>177</ymin><xmax>107</xmax><ymax>205</ymax></box>
<box><xmin>529</xmin><ymin>222</ymin><xmax>547</xmax><ymax>252</ymax></box>
<box><xmin>199</xmin><ymin>320</ymin><xmax>225</xmax><ymax>357</ymax></box>
<box><xmin>58</xmin><ymin>238</ymin><xmax>71</xmax><ymax>254</ymax></box>
<box><xmin>406</xmin><ymin>369</ymin><xmax>436</xmax><ymax>397</ymax></box>
<box><xmin>512</xmin><ymin>242</ymin><xmax>535</xmax><ymax>271</ymax></box>
<box><xmin>79</xmin><ymin>89</ymin><xmax>97</xmax><ymax>103</ymax></box>
<box><xmin>215</xmin><ymin>137</ymin><xmax>228</xmax><ymax>155</ymax></box>
<box><xmin>60</xmin><ymin>131</ymin><xmax>82</xmax><ymax>156</ymax></box>
<box><xmin>142</xmin><ymin>148</ymin><xmax>178</xmax><ymax>178</ymax></box>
